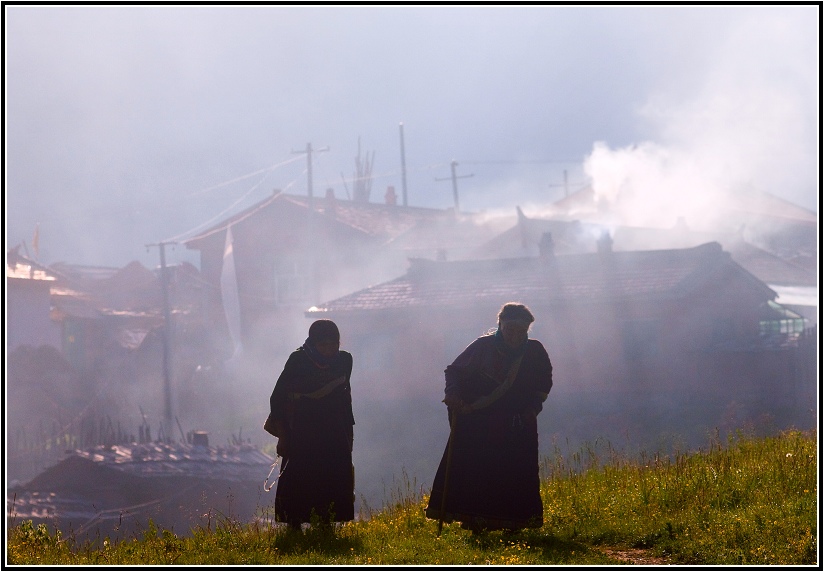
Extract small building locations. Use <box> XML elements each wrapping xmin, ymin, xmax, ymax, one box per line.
<box><xmin>306</xmin><ymin>241</ymin><xmax>815</xmax><ymax>446</ymax></box>
<box><xmin>482</xmin><ymin>208</ymin><xmax>819</xmax><ymax>325</ymax></box>
<box><xmin>6</xmin><ymin>247</ymin><xmax>62</xmax><ymax>352</ymax></box>
<box><xmin>7</xmin><ymin>437</ymin><xmax>275</xmax><ymax>542</ymax></box>
<box><xmin>6</xmin><ymin>250</ymin><xmax>212</xmax><ymax>483</ymax></box>
<box><xmin>183</xmin><ymin>189</ymin><xmax>510</xmax><ymax>358</ymax></box>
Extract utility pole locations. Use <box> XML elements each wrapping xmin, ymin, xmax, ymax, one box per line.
<box><xmin>292</xmin><ymin>142</ymin><xmax>328</xmax><ymax>304</ymax></box>
<box><xmin>549</xmin><ymin>169</ymin><xmax>581</xmax><ymax>198</ymax></box>
<box><xmin>399</xmin><ymin>122</ymin><xmax>409</xmax><ymax>207</ymax></box>
<box><xmin>292</xmin><ymin>142</ymin><xmax>329</xmax><ymax>212</ymax></box>
<box><xmin>146</xmin><ymin>240</ymin><xmax>176</xmax><ymax>441</ymax></box>
<box><xmin>435</xmin><ymin>160</ymin><xmax>473</xmax><ymax>213</ymax></box>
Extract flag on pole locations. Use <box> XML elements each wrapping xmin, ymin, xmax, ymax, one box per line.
<box><xmin>220</xmin><ymin>225</ymin><xmax>243</xmax><ymax>362</ymax></box>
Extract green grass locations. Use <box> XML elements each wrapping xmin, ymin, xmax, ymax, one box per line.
<box><xmin>7</xmin><ymin>428</ymin><xmax>817</xmax><ymax>565</ymax></box>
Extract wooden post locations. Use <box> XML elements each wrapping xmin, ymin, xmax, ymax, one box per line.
<box><xmin>437</xmin><ymin>412</ymin><xmax>459</xmax><ymax>536</ymax></box>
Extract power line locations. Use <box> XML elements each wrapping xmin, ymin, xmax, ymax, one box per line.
<box><xmin>459</xmin><ymin>159</ymin><xmax>582</xmax><ymax>165</ymax></box>
<box><xmin>187</xmin><ymin>154</ymin><xmax>304</xmax><ymax>197</ymax></box>
<box><xmin>161</xmin><ymin>160</ymin><xmax>311</xmax><ymax>246</ymax></box>
<box><xmin>161</xmin><ymin>170</ymin><xmax>279</xmax><ymax>244</ymax></box>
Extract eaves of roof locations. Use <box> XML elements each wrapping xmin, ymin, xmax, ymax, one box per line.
<box><xmin>183</xmin><ymin>191</ymin><xmax>286</xmax><ymax>245</ymax></box>
<box><xmin>6</xmin><ymin>262</ymin><xmax>58</xmax><ymax>281</ymax></box>
<box><xmin>74</xmin><ymin>442</ymin><xmax>274</xmax><ymax>481</ymax></box>
<box><xmin>183</xmin><ymin>191</ymin><xmax>460</xmax><ymax>247</ymax></box>
<box><xmin>307</xmin><ymin>242</ymin><xmax>772</xmax><ymax>315</ymax></box>
<box><xmin>20</xmin><ymin>443</ymin><xmax>275</xmax><ymax>492</ymax></box>
<box><xmin>726</xmin><ymin>240</ymin><xmax>818</xmax><ymax>287</ymax></box>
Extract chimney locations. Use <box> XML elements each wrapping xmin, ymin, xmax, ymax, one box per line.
<box><xmin>538</xmin><ymin>232</ymin><xmax>555</xmax><ymax>258</ymax></box>
<box><xmin>597</xmin><ymin>230</ymin><xmax>613</xmax><ymax>254</ymax></box>
<box><xmin>385</xmin><ymin>185</ymin><xmax>397</xmax><ymax>206</ymax></box>
<box><xmin>191</xmin><ymin>431</ymin><xmax>209</xmax><ymax>448</ymax></box>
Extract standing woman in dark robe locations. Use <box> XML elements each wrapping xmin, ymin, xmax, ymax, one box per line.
<box><xmin>426</xmin><ymin>302</ymin><xmax>553</xmax><ymax>533</ymax></box>
<box><xmin>267</xmin><ymin>319</ymin><xmax>355</xmax><ymax>529</ymax></box>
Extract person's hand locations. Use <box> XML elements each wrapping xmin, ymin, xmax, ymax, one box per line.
<box><xmin>276</xmin><ymin>436</ymin><xmax>289</xmax><ymax>458</ymax></box>
<box><xmin>521</xmin><ymin>408</ymin><xmax>538</xmax><ymax>423</ymax></box>
<box><xmin>443</xmin><ymin>394</ymin><xmax>470</xmax><ymax>413</ymax></box>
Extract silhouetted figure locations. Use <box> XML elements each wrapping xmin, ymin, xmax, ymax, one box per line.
<box><xmin>426</xmin><ymin>302</ymin><xmax>553</xmax><ymax>533</ymax></box>
<box><xmin>267</xmin><ymin>319</ymin><xmax>355</xmax><ymax>529</ymax></box>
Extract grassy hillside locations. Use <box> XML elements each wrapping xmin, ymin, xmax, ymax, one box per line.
<box><xmin>7</xmin><ymin>429</ymin><xmax>817</xmax><ymax>565</ymax></box>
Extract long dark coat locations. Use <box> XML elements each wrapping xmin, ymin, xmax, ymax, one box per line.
<box><xmin>426</xmin><ymin>334</ymin><xmax>553</xmax><ymax>531</ymax></box>
<box><xmin>269</xmin><ymin>348</ymin><xmax>355</xmax><ymax>524</ymax></box>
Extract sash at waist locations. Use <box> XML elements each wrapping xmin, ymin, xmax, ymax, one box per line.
<box><xmin>288</xmin><ymin>375</ymin><xmax>347</xmax><ymax>401</ymax></box>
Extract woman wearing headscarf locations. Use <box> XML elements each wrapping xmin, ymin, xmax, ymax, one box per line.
<box><xmin>267</xmin><ymin>319</ymin><xmax>355</xmax><ymax>529</ymax></box>
<box><xmin>426</xmin><ymin>302</ymin><xmax>553</xmax><ymax>533</ymax></box>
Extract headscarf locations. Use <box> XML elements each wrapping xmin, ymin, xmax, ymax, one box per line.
<box><xmin>497</xmin><ymin>302</ymin><xmax>534</xmax><ymax>324</ymax></box>
<box><xmin>302</xmin><ymin>319</ymin><xmax>341</xmax><ymax>368</ymax></box>
<box><xmin>494</xmin><ymin>302</ymin><xmax>533</xmax><ymax>358</ymax></box>
<box><xmin>494</xmin><ymin>325</ymin><xmax>529</xmax><ymax>358</ymax></box>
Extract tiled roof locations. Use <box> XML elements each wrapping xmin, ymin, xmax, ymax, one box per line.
<box><xmin>613</xmin><ymin>227</ymin><xmax>818</xmax><ymax>287</ymax></box>
<box><xmin>185</xmin><ymin>192</ymin><xmax>500</xmax><ymax>251</ymax></box>
<box><xmin>481</xmin><ymin>213</ymin><xmax>818</xmax><ymax>289</ymax></box>
<box><xmin>723</xmin><ymin>241</ymin><xmax>818</xmax><ymax>287</ymax></box>
<box><xmin>6</xmin><ymin>262</ymin><xmax>58</xmax><ymax>281</ymax></box>
<box><xmin>6</xmin><ymin>248</ymin><xmax>59</xmax><ymax>281</ymax></box>
<box><xmin>49</xmin><ymin>262</ymin><xmax>121</xmax><ymax>282</ymax></box>
<box><xmin>22</xmin><ymin>442</ymin><xmax>275</xmax><ymax>485</ymax></box>
<box><xmin>293</xmin><ymin>194</ymin><xmax>453</xmax><ymax>240</ymax></box>
<box><xmin>10</xmin><ymin>443</ymin><xmax>276</xmax><ymax>540</ymax></box>
<box><xmin>184</xmin><ymin>190</ymin><xmax>466</xmax><ymax>245</ymax></box>
<box><xmin>308</xmin><ymin>242</ymin><xmax>774</xmax><ymax>314</ymax></box>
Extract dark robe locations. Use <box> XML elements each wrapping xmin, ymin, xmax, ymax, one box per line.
<box><xmin>425</xmin><ymin>334</ymin><xmax>553</xmax><ymax>531</ymax></box>
<box><xmin>269</xmin><ymin>348</ymin><xmax>355</xmax><ymax>524</ymax></box>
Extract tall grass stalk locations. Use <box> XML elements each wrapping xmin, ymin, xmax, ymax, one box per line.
<box><xmin>7</xmin><ymin>429</ymin><xmax>816</xmax><ymax>565</ymax></box>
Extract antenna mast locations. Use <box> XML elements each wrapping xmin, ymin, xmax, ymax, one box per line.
<box><xmin>435</xmin><ymin>160</ymin><xmax>473</xmax><ymax>213</ymax></box>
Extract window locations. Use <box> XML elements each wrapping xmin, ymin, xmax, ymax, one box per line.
<box><xmin>759</xmin><ymin>301</ymin><xmax>805</xmax><ymax>339</ymax></box>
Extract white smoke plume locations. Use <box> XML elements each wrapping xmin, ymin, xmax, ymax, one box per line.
<box><xmin>582</xmin><ymin>10</ymin><xmax>818</xmax><ymax>232</ymax></box>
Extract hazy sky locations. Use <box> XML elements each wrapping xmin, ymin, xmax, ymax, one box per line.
<box><xmin>5</xmin><ymin>5</ymin><xmax>819</xmax><ymax>268</ymax></box>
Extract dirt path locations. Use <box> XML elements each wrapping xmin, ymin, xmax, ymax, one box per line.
<box><xmin>600</xmin><ymin>546</ymin><xmax>671</xmax><ymax>565</ymax></box>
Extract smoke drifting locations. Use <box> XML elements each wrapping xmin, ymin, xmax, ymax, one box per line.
<box><xmin>6</xmin><ymin>5</ymin><xmax>819</xmax><ymax>524</ymax></box>
<box><xmin>581</xmin><ymin>11</ymin><xmax>818</xmax><ymax>231</ymax></box>
<box><xmin>5</xmin><ymin>6</ymin><xmax>817</xmax><ymax>269</ymax></box>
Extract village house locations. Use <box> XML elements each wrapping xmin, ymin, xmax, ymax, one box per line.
<box><xmin>7</xmin><ymin>436</ymin><xmax>274</xmax><ymax>543</ymax></box>
<box><xmin>7</xmin><ymin>247</ymin><xmax>198</xmax><ymax>371</ymax></box>
<box><xmin>6</xmin><ymin>248</ymin><xmax>212</xmax><ymax>483</ymax></box>
<box><xmin>182</xmin><ymin>188</ymin><xmax>510</xmax><ymax>359</ymax></box>
<box><xmin>7</xmin><ymin>250</ymin><xmax>279</xmax><ymax>536</ymax></box>
<box><xmin>7</xmin><ymin>246</ymin><xmax>62</xmax><ymax>352</ymax></box>
<box><xmin>543</xmin><ymin>185</ymin><xmax>818</xmax><ymax>261</ymax></box>
<box><xmin>481</xmin><ymin>207</ymin><xmax>819</xmax><ymax>325</ymax></box>
<box><xmin>305</xmin><ymin>240</ymin><xmax>816</xmax><ymax>445</ymax></box>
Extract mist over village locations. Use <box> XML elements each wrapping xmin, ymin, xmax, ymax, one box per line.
<box><xmin>5</xmin><ymin>5</ymin><xmax>819</xmax><ymax>544</ymax></box>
